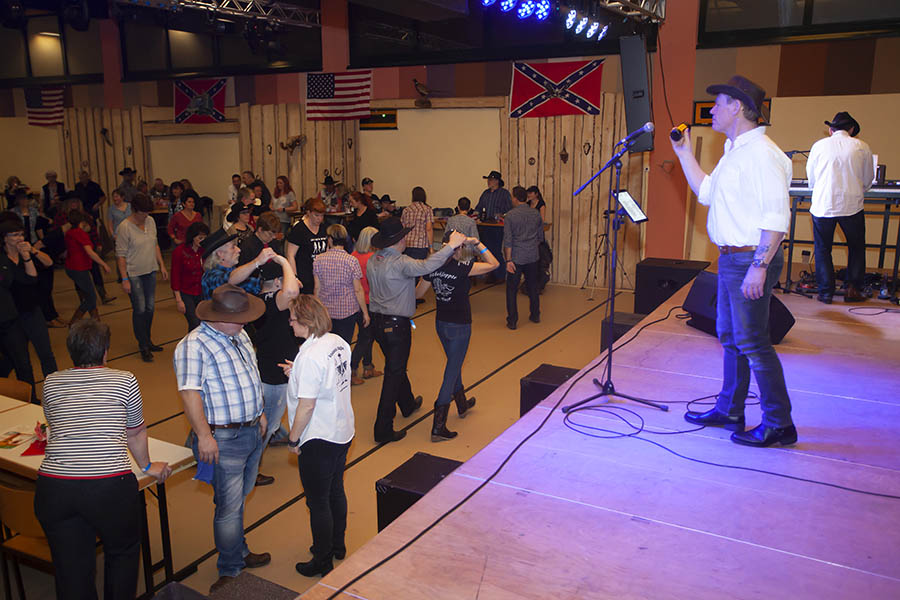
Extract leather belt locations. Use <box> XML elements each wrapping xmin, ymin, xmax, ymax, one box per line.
<box><xmin>719</xmin><ymin>245</ymin><xmax>757</xmax><ymax>255</ymax></box>
<box><xmin>209</xmin><ymin>416</ymin><xmax>260</xmax><ymax>431</ymax></box>
<box><xmin>371</xmin><ymin>313</ymin><xmax>406</xmax><ymax>323</ymax></box>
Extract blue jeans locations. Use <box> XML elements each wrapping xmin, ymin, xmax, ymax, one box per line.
<box><xmin>715</xmin><ymin>251</ymin><xmax>793</xmax><ymax>428</ymax></box>
<box><xmin>435</xmin><ymin>320</ymin><xmax>471</xmax><ymax>406</ymax></box>
<box><xmin>191</xmin><ymin>424</ymin><xmax>263</xmax><ymax>577</ymax></box>
<box><xmin>261</xmin><ymin>382</ymin><xmax>288</xmax><ymax>447</ymax></box>
<box><xmin>66</xmin><ymin>268</ymin><xmax>96</xmax><ymax>312</ymax></box>
<box><xmin>127</xmin><ymin>272</ymin><xmax>156</xmax><ymax>350</ymax></box>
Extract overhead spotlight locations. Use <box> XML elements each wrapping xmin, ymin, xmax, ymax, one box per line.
<box><xmin>586</xmin><ymin>21</ymin><xmax>599</xmax><ymax>38</ymax></box>
<box><xmin>62</xmin><ymin>0</ymin><xmax>91</xmax><ymax>32</ymax></box>
<box><xmin>575</xmin><ymin>16</ymin><xmax>588</xmax><ymax>34</ymax></box>
<box><xmin>597</xmin><ymin>23</ymin><xmax>609</xmax><ymax>40</ymax></box>
<box><xmin>1</xmin><ymin>0</ymin><xmax>26</xmax><ymax>29</ymax></box>
<box><xmin>499</xmin><ymin>0</ymin><xmax>517</xmax><ymax>12</ymax></box>
<box><xmin>517</xmin><ymin>0</ymin><xmax>535</xmax><ymax>19</ymax></box>
<box><xmin>482</xmin><ymin>0</ymin><xmax>496</xmax><ymax>5</ymax></box>
<box><xmin>565</xmin><ymin>9</ymin><xmax>576</xmax><ymax>29</ymax></box>
<box><xmin>535</xmin><ymin>0</ymin><xmax>551</xmax><ymax>20</ymax></box>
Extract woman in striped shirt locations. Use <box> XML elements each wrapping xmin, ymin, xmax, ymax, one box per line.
<box><xmin>35</xmin><ymin>319</ymin><xmax>171</xmax><ymax>599</ymax></box>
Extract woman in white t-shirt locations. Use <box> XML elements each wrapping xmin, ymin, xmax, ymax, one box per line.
<box><xmin>280</xmin><ymin>294</ymin><xmax>355</xmax><ymax>578</ymax></box>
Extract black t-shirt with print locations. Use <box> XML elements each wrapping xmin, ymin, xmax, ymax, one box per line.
<box><xmin>254</xmin><ymin>291</ymin><xmax>301</xmax><ymax>384</ymax></box>
<box><xmin>287</xmin><ymin>220</ymin><xmax>328</xmax><ymax>293</ymax></box>
<box><xmin>423</xmin><ymin>259</ymin><xmax>474</xmax><ymax>324</ymax></box>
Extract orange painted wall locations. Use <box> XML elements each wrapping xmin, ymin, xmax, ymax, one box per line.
<box><xmin>645</xmin><ymin>0</ymin><xmax>700</xmax><ymax>259</ymax></box>
<box><xmin>99</xmin><ymin>20</ymin><xmax>123</xmax><ymax>109</ymax></box>
<box><xmin>321</xmin><ymin>0</ymin><xmax>349</xmax><ymax>73</ymax></box>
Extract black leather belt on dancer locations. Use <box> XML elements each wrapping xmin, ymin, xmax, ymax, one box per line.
<box><xmin>719</xmin><ymin>245</ymin><xmax>757</xmax><ymax>255</ymax></box>
<box><xmin>209</xmin><ymin>415</ymin><xmax>260</xmax><ymax>431</ymax></box>
<box><xmin>371</xmin><ymin>313</ymin><xmax>407</xmax><ymax>323</ymax></box>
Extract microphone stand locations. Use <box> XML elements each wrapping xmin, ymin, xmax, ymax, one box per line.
<box><xmin>564</xmin><ymin>139</ymin><xmax>668</xmax><ymax>414</ymax></box>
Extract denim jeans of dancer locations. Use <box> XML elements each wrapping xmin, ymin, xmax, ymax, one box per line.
<box><xmin>128</xmin><ymin>272</ymin><xmax>156</xmax><ymax>351</ymax></box>
<box><xmin>19</xmin><ymin>309</ymin><xmax>57</xmax><ymax>377</ymax></box>
<box><xmin>298</xmin><ymin>439</ymin><xmax>351</xmax><ymax>560</ymax></box>
<box><xmin>371</xmin><ymin>314</ymin><xmax>417</xmax><ymax>438</ymax></box>
<box><xmin>330</xmin><ymin>312</ymin><xmax>359</xmax><ymax>346</ymax></box>
<box><xmin>66</xmin><ymin>268</ymin><xmax>96</xmax><ymax>312</ymax></box>
<box><xmin>35</xmin><ymin>474</ymin><xmax>141</xmax><ymax>600</ymax></box>
<box><xmin>192</xmin><ymin>424</ymin><xmax>263</xmax><ymax>577</ymax></box>
<box><xmin>260</xmin><ymin>382</ymin><xmax>288</xmax><ymax>448</ymax></box>
<box><xmin>435</xmin><ymin>320</ymin><xmax>471</xmax><ymax>407</ymax></box>
<box><xmin>506</xmin><ymin>260</ymin><xmax>540</xmax><ymax>326</ymax></box>
<box><xmin>715</xmin><ymin>251</ymin><xmax>793</xmax><ymax>428</ymax></box>
<box><xmin>812</xmin><ymin>210</ymin><xmax>866</xmax><ymax>296</ymax></box>
<box><xmin>350</xmin><ymin>307</ymin><xmax>375</xmax><ymax>371</ymax></box>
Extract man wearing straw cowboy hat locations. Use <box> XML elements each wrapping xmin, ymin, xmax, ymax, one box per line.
<box><xmin>174</xmin><ymin>284</ymin><xmax>272</xmax><ymax>593</ymax></box>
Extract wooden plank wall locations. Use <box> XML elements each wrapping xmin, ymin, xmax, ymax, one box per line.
<box><xmin>238</xmin><ymin>103</ymin><xmax>359</xmax><ymax>202</ymax></box>
<box><xmin>61</xmin><ymin>106</ymin><xmax>146</xmax><ymax>214</ymax></box>
<box><xmin>499</xmin><ymin>92</ymin><xmax>646</xmax><ymax>288</ymax></box>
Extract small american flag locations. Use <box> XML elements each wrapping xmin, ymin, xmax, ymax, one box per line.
<box><xmin>306</xmin><ymin>70</ymin><xmax>372</xmax><ymax>121</ymax></box>
<box><xmin>25</xmin><ymin>87</ymin><xmax>65</xmax><ymax>126</ymax></box>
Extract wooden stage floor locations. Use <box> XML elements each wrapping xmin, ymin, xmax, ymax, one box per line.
<box><xmin>300</xmin><ymin>287</ymin><xmax>900</xmax><ymax>600</ymax></box>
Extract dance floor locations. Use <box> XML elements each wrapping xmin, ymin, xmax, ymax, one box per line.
<box><xmin>300</xmin><ymin>287</ymin><xmax>900</xmax><ymax>599</ymax></box>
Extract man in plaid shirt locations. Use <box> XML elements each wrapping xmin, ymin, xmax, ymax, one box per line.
<box><xmin>401</xmin><ymin>186</ymin><xmax>433</xmax><ymax>260</ymax></box>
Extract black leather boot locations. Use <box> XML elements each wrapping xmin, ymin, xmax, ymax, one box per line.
<box><xmin>453</xmin><ymin>390</ymin><xmax>476</xmax><ymax>418</ymax></box>
<box><xmin>295</xmin><ymin>555</ymin><xmax>333</xmax><ymax>577</ymax></box>
<box><xmin>431</xmin><ymin>403</ymin><xmax>457</xmax><ymax>442</ymax></box>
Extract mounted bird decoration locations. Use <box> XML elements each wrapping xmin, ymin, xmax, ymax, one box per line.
<box><xmin>280</xmin><ymin>134</ymin><xmax>307</xmax><ymax>155</ymax></box>
<box><xmin>413</xmin><ymin>78</ymin><xmax>433</xmax><ymax>109</ymax></box>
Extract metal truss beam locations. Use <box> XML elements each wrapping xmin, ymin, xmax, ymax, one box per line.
<box><xmin>595</xmin><ymin>0</ymin><xmax>666</xmax><ymax>23</ymax></box>
<box><xmin>114</xmin><ymin>0</ymin><xmax>321</xmax><ymax>28</ymax></box>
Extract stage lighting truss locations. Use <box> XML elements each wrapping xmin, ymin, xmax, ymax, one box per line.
<box><xmin>113</xmin><ymin>0</ymin><xmax>320</xmax><ymax>28</ymax></box>
<box><xmin>485</xmin><ymin>0</ymin><xmax>663</xmax><ymax>25</ymax></box>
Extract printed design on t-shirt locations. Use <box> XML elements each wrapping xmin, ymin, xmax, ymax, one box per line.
<box><xmin>330</xmin><ymin>346</ymin><xmax>350</xmax><ymax>392</ymax></box>
<box><xmin>312</xmin><ymin>237</ymin><xmax>328</xmax><ymax>255</ymax></box>
<box><xmin>429</xmin><ymin>270</ymin><xmax>458</xmax><ymax>303</ymax></box>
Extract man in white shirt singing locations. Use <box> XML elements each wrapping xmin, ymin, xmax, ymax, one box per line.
<box><xmin>806</xmin><ymin>111</ymin><xmax>873</xmax><ymax>304</ymax></box>
<box><xmin>670</xmin><ymin>75</ymin><xmax>796</xmax><ymax>448</ymax></box>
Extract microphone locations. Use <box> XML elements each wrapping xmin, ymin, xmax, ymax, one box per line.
<box><xmin>670</xmin><ymin>123</ymin><xmax>690</xmax><ymax>141</ymax></box>
<box><xmin>617</xmin><ymin>122</ymin><xmax>654</xmax><ymax>147</ymax></box>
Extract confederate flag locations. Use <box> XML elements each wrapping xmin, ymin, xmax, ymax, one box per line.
<box><xmin>509</xmin><ymin>60</ymin><xmax>604</xmax><ymax>119</ymax></box>
<box><xmin>173</xmin><ymin>79</ymin><xmax>227</xmax><ymax>124</ymax></box>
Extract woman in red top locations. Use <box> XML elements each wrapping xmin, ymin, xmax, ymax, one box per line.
<box><xmin>170</xmin><ymin>221</ymin><xmax>209</xmax><ymax>331</ymax></box>
<box><xmin>167</xmin><ymin>195</ymin><xmax>202</xmax><ymax>246</ymax></box>
<box><xmin>64</xmin><ymin>209</ymin><xmax>111</xmax><ymax>323</ymax></box>
<box><xmin>349</xmin><ymin>226</ymin><xmax>382</xmax><ymax>384</ymax></box>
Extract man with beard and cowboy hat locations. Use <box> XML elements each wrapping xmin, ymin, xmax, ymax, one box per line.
<box><xmin>174</xmin><ymin>283</ymin><xmax>272</xmax><ymax>593</ymax></box>
<box><xmin>474</xmin><ymin>170</ymin><xmax>511</xmax><ymax>283</ymax></box>
<box><xmin>670</xmin><ymin>75</ymin><xmax>796</xmax><ymax>448</ymax></box>
<box><xmin>366</xmin><ymin>217</ymin><xmax>467</xmax><ymax>443</ymax></box>
<box><xmin>116</xmin><ymin>168</ymin><xmax>138</xmax><ymax>204</ymax></box>
<box><xmin>318</xmin><ymin>175</ymin><xmax>339</xmax><ymax>211</ymax></box>
<box><xmin>806</xmin><ymin>111</ymin><xmax>874</xmax><ymax>304</ymax></box>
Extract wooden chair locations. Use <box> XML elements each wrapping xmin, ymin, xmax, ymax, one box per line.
<box><xmin>0</xmin><ymin>482</ymin><xmax>53</xmax><ymax>600</ymax></box>
<box><xmin>0</xmin><ymin>379</ymin><xmax>31</xmax><ymax>404</ymax></box>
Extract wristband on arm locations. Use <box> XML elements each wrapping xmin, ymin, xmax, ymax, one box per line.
<box><xmin>142</xmin><ymin>462</ymin><xmax>152</xmax><ymax>472</ymax></box>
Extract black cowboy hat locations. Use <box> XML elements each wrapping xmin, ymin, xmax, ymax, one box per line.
<box><xmin>199</xmin><ymin>228</ymin><xmax>238</xmax><ymax>259</ymax></box>
<box><xmin>379</xmin><ymin>193</ymin><xmax>394</xmax><ymax>204</ymax></box>
<box><xmin>361</xmin><ymin>177</ymin><xmax>373</xmax><ymax>186</ymax></box>
<box><xmin>483</xmin><ymin>170</ymin><xmax>505</xmax><ymax>187</ymax></box>
<box><xmin>118</xmin><ymin>167</ymin><xmax>136</xmax><ymax>176</ymax></box>
<box><xmin>226</xmin><ymin>202</ymin><xmax>251</xmax><ymax>224</ymax></box>
<box><xmin>706</xmin><ymin>75</ymin><xmax>769</xmax><ymax>124</ymax></box>
<box><xmin>371</xmin><ymin>217</ymin><xmax>411</xmax><ymax>249</ymax></box>
<box><xmin>825</xmin><ymin>111</ymin><xmax>860</xmax><ymax>137</ymax></box>
<box><xmin>195</xmin><ymin>283</ymin><xmax>265</xmax><ymax>324</ymax></box>
<box><xmin>322</xmin><ymin>175</ymin><xmax>339</xmax><ymax>186</ymax></box>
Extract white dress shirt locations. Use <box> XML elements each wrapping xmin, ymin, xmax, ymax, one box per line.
<box><xmin>286</xmin><ymin>333</ymin><xmax>355</xmax><ymax>447</ymax></box>
<box><xmin>806</xmin><ymin>130</ymin><xmax>874</xmax><ymax>218</ymax></box>
<box><xmin>698</xmin><ymin>127</ymin><xmax>791</xmax><ymax>247</ymax></box>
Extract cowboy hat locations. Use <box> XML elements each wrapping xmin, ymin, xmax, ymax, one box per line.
<box><xmin>825</xmin><ymin>111</ymin><xmax>860</xmax><ymax>137</ymax></box>
<box><xmin>379</xmin><ymin>193</ymin><xmax>394</xmax><ymax>204</ymax></box>
<box><xmin>361</xmin><ymin>177</ymin><xmax>374</xmax><ymax>186</ymax></box>
<box><xmin>199</xmin><ymin>228</ymin><xmax>238</xmax><ymax>259</ymax></box>
<box><xmin>226</xmin><ymin>202</ymin><xmax>251</xmax><ymax>223</ymax></box>
<box><xmin>706</xmin><ymin>75</ymin><xmax>769</xmax><ymax>124</ymax></box>
<box><xmin>371</xmin><ymin>217</ymin><xmax>412</xmax><ymax>249</ymax></box>
<box><xmin>322</xmin><ymin>175</ymin><xmax>339</xmax><ymax>186</ymax></box>
<box><xmin>195</xmin><ymin>283</ymin><xmax>265</xmax><ymax>324</ymax></box>
<box><xmin>118</xmin><ymin>167</ymin><xmax>136</xmax><ymax>176</ymax></box>
<box><xmin>482</xmin><ymin>170</ymin><xmax>505</xmax><ymax>187</ymax></box>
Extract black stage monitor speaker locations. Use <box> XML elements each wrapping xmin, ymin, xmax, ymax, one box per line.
<box><xmin>375</xmin><ymin>452</ymin><xmax>462</xmax><ymax>532</ymax></box>
<box><xmin>635</xmin><ymin>258</ymin><xmax>711</xmax><ymax>315</ymax></box>
<box><xmin>520</xmin><ymin>364</ymin><xmax>580</xmax><ymax>416</ymax></box>
<box><xmin>619</xmin><ymin>35</ymin><xmax>654</xmax><ymax>153</ymax></box>
<box><xmin>682</xmin><ymin>270</ymin><xmax>796</xmax><ymax>345</ymax></box>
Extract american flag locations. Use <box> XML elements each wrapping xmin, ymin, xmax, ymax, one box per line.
<box><xmin>306</xmin><ymin>70</ymin><xmax>372</xmax><ymax>121</ymax></box>
<box><xmin>25</xmin><ymin>87</ymin><xmax>65</xmax><ymax>126</ymax></box>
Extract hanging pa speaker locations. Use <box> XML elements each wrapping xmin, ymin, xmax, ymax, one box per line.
<box><xmin>619</xmin><ymin>35</ymin><xmax>654</xmax><ymax>153</ymax></box>
<box><xmin>682</xmin><ymin>271</ymin><xmax>796</xmax><ymax>345</ymax></box>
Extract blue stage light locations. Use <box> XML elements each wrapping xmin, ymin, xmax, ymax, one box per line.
<box><xmin>586</xmin><ymin>21</ymin><xmax>599</xmax><ymax>38</ymax></box>
<box><xmin>517</xmin><ymin>0</ymin><xmax>535</xmax><ymax>19</ymax></box>
<box><xmin>565</xmin><ymin>9</ymin><xmax>577</xmax><ymax>29</ymax></box>
<box><xmin>482</xmin><ymin>0</ymin><xmax>497</xmax><ymax>6</ymax></box>
<box><xmin>535</xmin><ymin>0</ymin><xmax>551</xmax><ymax>20</ymax></box>
<box><xmin>500</xmin><ymin>0</ymin><xmax>517</xmax><ymax>12</ymax></box>
<box><xmin>575</xmin><ymin>16</ymin><xmax>588</xmax><ymax>34</ymax></box>
<box><xmin>597</xmin><ymin>23</ymin><xmax>609</xmax><ymax>40</ymax></box>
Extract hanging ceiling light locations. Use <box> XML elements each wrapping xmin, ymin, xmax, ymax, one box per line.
<box><xmin>482</xmin><ymin>0</ymin><xmax>497</xmax><ymax>6</ymax></box>
<box><xmin>574</xmin><ymin>16</ymin><xmax>588</xmax><ymax>34</ymax></box>
<box><xmin>517</xmin><ymin>0</ymin><xmax>535</xmax><ymax>19</ymax></box>
<box><xmin>585</xmin><ymin>21</ymin><xmax>599</xmax><ymax>38</ymax></box>
<box><xmin>535</xmin><ymin>0</ymin><xmax>551</xmax><ymax>20</ymax></box>
<box><xmin>499</xmin><ymin>0</ymin><xmax>517</xmax><ymax>12</ymax></box>
<box><xmin>565</xmin><ymin>9</ymin><xmax>577</xmax><ymax>29</ymax></box>
<box><xmin>596</xmin><ymin>23</ymin><xmax>609</xmax><ymax>40</ymax></box>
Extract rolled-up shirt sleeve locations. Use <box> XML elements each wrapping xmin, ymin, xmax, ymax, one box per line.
<box><xmin>697</xmin><ymin>174</ymin><xmax>712</xmax><ymax>207</ymax></box>
<box><xmin>754</xmin><ymin>151</ymin><xmax>791</xmax><ymax>233</ymax></box>
<box><xmin>174</xmin><ymin>336</ymin><xmax>204</xmax><ymax>391</ymax></box>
